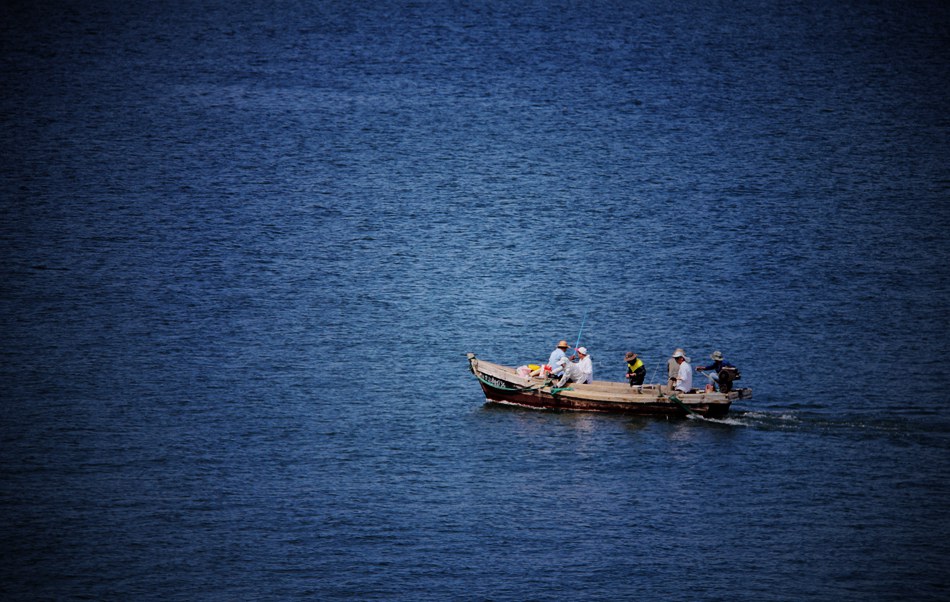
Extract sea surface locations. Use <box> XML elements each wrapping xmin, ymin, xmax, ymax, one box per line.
<box><xmin>2</xmin><ymin>1</ymin><xmax>949</xmax><ymax>600</ymax></box>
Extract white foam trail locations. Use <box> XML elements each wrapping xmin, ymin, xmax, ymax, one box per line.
<box><xmin>687</xmin><ymin>414</ymin><xmax>747</xmax><ymax>426</ymax></box>
<box><xmin>743</xmin><ymin>411</ymin><xmax>799</xmax><ymax>422</ymax></box>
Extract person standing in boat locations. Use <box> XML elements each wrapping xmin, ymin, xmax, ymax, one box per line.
<box><xmin>672</xmin><ymin>349</ymin><xmax>693</xmax><ymax>394</ymax></box>
<box><xmin>696</xmin><ymin>351</ymin><xmax>740</xmax><ymax>393</ymax></box>
<box><xmin>556</xmin><ymin>347</ymin><xmax>593</xmax><ymax>386</ymax></box>
<box><xmin>624</xmin><ymin>351</ymin><xmax>646</xmax><ymax>386</ymax></box>
<box><xmin>667</xmin><ymin>348</ymin><xmax>688</xmax><ymax>392</ymax></box>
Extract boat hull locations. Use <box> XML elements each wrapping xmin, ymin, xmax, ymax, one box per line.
<box><xmin>468</xmin><ymin>354</ymin><xmax>750</xmax><ymax>419</ymax></box>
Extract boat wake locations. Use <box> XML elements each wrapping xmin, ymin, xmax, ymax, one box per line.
<box><xmin>687</xmin><ymin>414</ymin><xmax>748</xmax><ymax>426</ymax></box>
<box><xmin>686</xmin><ymin>410</ymin><xmax>802</xmax><ymax>427</ymax></box>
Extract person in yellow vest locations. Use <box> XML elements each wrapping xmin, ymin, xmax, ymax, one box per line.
<box><xmin>624</xmin><ymin>351</ymin><xmax>646</xmax><ymax>386</ymax></box>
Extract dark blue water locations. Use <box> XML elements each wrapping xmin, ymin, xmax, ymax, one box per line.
<box><xmin>2</xmin><ymin>1</ymin><xmax>949</xmax><ymax>599</ymax></box>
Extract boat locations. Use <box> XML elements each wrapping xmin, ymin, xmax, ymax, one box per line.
<box><xmin>467</xmin><ymin>353</ymin><xmax>751</xmax><ymax>418</ymax></box>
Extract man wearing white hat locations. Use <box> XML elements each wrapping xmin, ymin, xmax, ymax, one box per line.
<box><xmin>556</xmin><ymin>346</ymin><xmax>593</xmax><ymax>387</ymax></box>
<box><xmin>667</xmin><ymin>348</ymin><xmax>689</xmax><ymax>391</ymax></box>
<box><xmin>575</xmin><ymin>347</ymin><xmax>593</xmax><ymax>384</ymax></box>
<box><xmin>672</xmin><ymin>349</ymin><xmax>693</xmax><ymax>394</ymax></box>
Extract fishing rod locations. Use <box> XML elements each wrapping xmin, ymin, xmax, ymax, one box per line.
<box><xmin>572</xmin><ymin>309</ymin><xmax>588</xmax><ymax>356</ymax></box>
<box><xmin>648</xmin><ymin>359</ymin><xmax>662</xmax><ymax>385</ymax></box>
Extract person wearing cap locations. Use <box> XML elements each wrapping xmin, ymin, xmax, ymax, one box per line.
<box><xmin>624</xmin><ymin>351</ymin><xmax>646</xmax><ymax>386</ymax></box>
<box><xmin>667</xmin><ymin>348</ymin><xmax>689</xmax><ymax>392</ymax></box>
<box><xmin>556</xmin><ymin>346</ymin><xmax>593</xmax><ymax>387</ymax></box>
<box><xmin>696</xmin><ymin>351</ymin><xmax>739</xmax><ymax>393</ymax></box>
<box><xmin>672</xmin><ymin>349</ymin><xmax>693</xmax><ymax>394</ymax></box>
<box><xmin>576</xmin><ymin>347</ymin><xmax>593</xmax><ymax>383</ymax></box>
<box><xmin>545</xmin><ymin>340</ymin><xmax>571</xmax><ymax>377</ymax></box>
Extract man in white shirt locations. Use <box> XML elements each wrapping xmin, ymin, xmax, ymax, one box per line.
<box><xmin>672</xmin><ymin>349</ymin><xmax>692</xmax><ymax>394</ymax></box>
<box><xmin>667</xmin><ymin>348</ymin><xmax>687</xmax><ymax>391</ymax></box>
<box><xmin>557</xmin><ymin>347</ymin><xmax>593</xmax><ymax>386</ymax></box>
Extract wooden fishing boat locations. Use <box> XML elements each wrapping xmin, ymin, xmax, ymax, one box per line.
<box><xmin>467</xmin><ymin>353</ymin><xmax>751</xmax><ymax>418</ymax></box>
